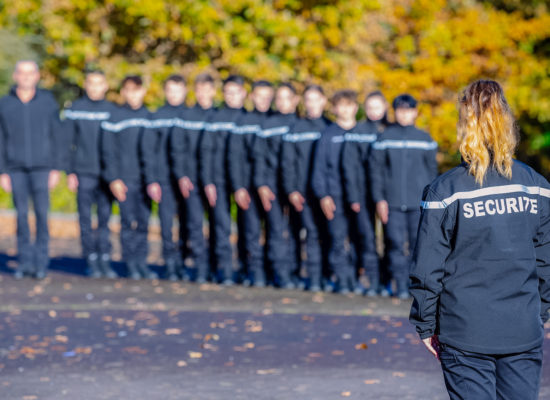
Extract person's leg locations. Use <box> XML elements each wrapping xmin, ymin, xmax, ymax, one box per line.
<box><xmin>439</xmin><ymin>344</ymin><xmax>497</xmax><ymax>400</ymax></box>
<box><xmin>495</xmin><ymin>346</ymin><xmax>542</xmax><ymax>400</ymax></box>
<box><xmin>212</xmin><ymin>183</ymin><xmax>234</xmax><ymax>284</ymax></box>
<box><xmin>265</xmin><ymin>192</ymin><xmax>293</xmax><ymax>288</ymax></box>
<box><xmin>96</xmin><ymin>178</ymin><xmax>115</xmax><ymax>277</ymax></box>
<box><xmin>385</xmin><ymin>210</ymin><xmax>408</xmax><ymax>296</ymax></box>
<box><xmin>118</xmin><ymin>183</ymin><xmax>139</xmax><ymax>279</ymax></box>
<box><xmin>30</xmin><ymin>170</ymin><xmax>50</xmax><ymax>279</ymax></box>
<box><xmin>327</xmin><ymin>196</ymin><xmax>353</xmax><ymax>294</ymax></box>
<box><xmin>134</xmin><ymin>182</ymin><xmax>154</xmax><ymax>279</ymax></box>
<box><xmin>185</xmin><ymin>188</ymin><xmax>208</xmax><ymax>282</ymax></box>
<box><xmin>159</xmin><ymin>181</ymin><xmax>178</xmax><ymax>280</ymax></box>
<box><xmin>358</xmin><ymin>203</ymin><xmax>380</xmax><ymax>295</ymax></box>
<box><xmin>240</xmin><ymin>192</ymin><xmax>264</xmax><ymax>286</ymax></box>
<box><xmin>77</xmin><ymin>175</ymin><xmax>101</xmax><ymax>277</ymax></box>
<box><xmin>10</xmin><ymin>170</ymin><xmax>32</xmax><ymax>278</ymax></box>
<box><xmin>302</xmin><ymin>199</ymin><xmax>322</xmax><ymax>291</ymax></box>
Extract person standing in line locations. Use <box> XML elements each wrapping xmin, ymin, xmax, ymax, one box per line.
<box><xmin>64</xmin><ymin>69</ymin><xmax>117</xmax><ymax>279</ymax></box>
<box><xmin>369</xmin><ymin>94</ymin><xmax>438</xmax><ymax>299</ymax></box>
<box><xmin>253</xmin><ymin>83</ymin><xmax>299</xmax><ymax>289</ymax></box>
<box><xmin>142</xmin><ymin>74</ymin><xmax>187</xmax><ymax>281</ymax></box>
<box><xmin>199</xmin><ymin>75</ymin><xmax>247</xmax><ymax>285</ymax></box>
<box><xmin>0</xmin><ymin>60</ymin><xmax>62</xmax><ymax>279</ymax></box>
<box><xmin>228</xmin><ymin>80</ymin><xmax>274</xmax><ymax>287</ymax></box>
<box><xmin>171</xmin><ymin>73</ymin><xmax>216</xmax><ymax>283</ymax></box>
<box><xmin>341</xmin><ymin>91</ymin><xmax>389</xmax><ymax>296</ymax></box>
<box><xmin>311</xmin><ymin>90</ymin><xmax>360</xmax><ymax>294</ymax></box>
<box><xmin>101</xmin><ymin>75</ymin><xmax>156</xmax><ymax>280</ymax></box>
<box><xmin>410</xmin><ymin>79</ymin><xmax>550</xmax><ymax>400</ymax></box>
<box><xmin>281</xmin><ymin>84</ymin><xmax>330</xmax><ymax>292</ymax></box>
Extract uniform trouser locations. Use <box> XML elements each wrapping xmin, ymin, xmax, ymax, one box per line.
<box><xmin>10</xmin><ymin>169</ymin><xmax>50</xmax><ymax>270</ymax></box>
<box><xmin>385</xmin><ymin>208</ymin><xmax>420</xmax><ymax>290</ymax></box>
<box><xmin>208</xmin><ymin>183</ymin><xmax>233</xmax><ymax>281</ymax></box>
<box><xmin>290</xmin><ymin>197</ymin><xmax>323</xmax><ymax>286</ymax></box>
<box><xmin>326</xmin><ymin>196</ymin><xmax>353</xmax><ymax>286</ymax></box>
<box><xmin>158</xmin><ymin>180</ymin><xmax>179</xmax><ymax>263</ymax></box>
<box><xmin>118</xmin><ymin>180</ymin><xmax>150</xmax><ymax>265</ymax></box>
<box><xmin>76</xmin><ymin>174</ymin><xmax>112</xmax><ymax>258</ymax></box>
<box><xmin>182</xmin><ymin>186</ymin><xmax>207</xmax><ymax>279</ymax></box>
<box><xmin>350</xmin><ymin>200</ymin><xmax>379</xmax><ymax>289</ymax></box>
<box><xmin>439</xmin><ymin>343</ymin><xmax>542</xmax><ymax>400</ymax></box>
<box><xmin>265</xmin><ymin>189</ymin><xmax>293</xmax><ymax>285</ymax></box>
<box><xmin>236</xmin><ymin>189</ymin><xmax>264</xmax><ymax>282</ymax></box>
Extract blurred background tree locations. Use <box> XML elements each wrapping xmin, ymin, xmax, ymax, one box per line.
<box><xmin>0</xmin><ymin>0</ymin><xmax>549</xmax><ymax>211</ymax></box>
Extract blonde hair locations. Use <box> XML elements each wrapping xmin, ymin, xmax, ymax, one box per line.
<box><xmin>457</xmin><ymin>80</ymin><xmax>519</xmax><ymax>185</ymax></box>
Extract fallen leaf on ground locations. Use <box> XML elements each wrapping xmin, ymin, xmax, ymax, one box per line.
<box><xmin>364</xmin><ymin>379</ymin><xmax>381</xmax><ymax>385</ymax></box>
<box><xmin>188</xmin><ymin>351</ymin><xmax>202</xmax><ymax>359</ymax></box>
<box><xmin>355</xmin><ymin>343</ymin><xmax>368</xmax><ymax>350</ymax></box>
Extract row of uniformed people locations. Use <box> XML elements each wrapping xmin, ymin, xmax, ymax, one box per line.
<box><xmin>0</xmin><ymin>61</ymin><xmax>438</xmax><ymax>298</ymax></box>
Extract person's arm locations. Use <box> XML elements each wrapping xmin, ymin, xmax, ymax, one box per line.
<box><xmin>252</xmin><ymin>132</ymin><xmax>267</xmax><ymax>189</ymax></box>
<box><xmin>228</xmin><ymin>127</ymin><xmax>246</xmax><ymax>192</ymax></box>
<box><xmin>425</xmin><ymin>134</ymin><xmax>439</xmax><ymax>181</ymax></box>
<box><xmin>170</xmin><ymin>115</ymin><xmax>187</xmax><ymax>180</ymax></box>
<box><xmin>199</xmin><ymin>125</ymin><xmax>214</xmax><ymax>187</ymax></box>
<box><xmin>141</xmin><ymin>121</ymin><xmax>161</xmax><ymax>187</ymax></box>
<box><xmin>409</xmin><ymin>187</ymin><xmax>454</xmax><ymax>341</ymax></box>
<box><xmin>100</xmin><ymin>120</ymin><xmax>119</xmax><ymax>185</ymax></box>
<box><xmin>311</xmin><ymin>136</ymin><xmax>328</xmax><ymax>201</ymax></box>
<box><xmin>341</xmin><ymin>140</ymin><xmax>361</xmax><ymax>206</ymax></box>
<box><xmin>535</xmin><ymin>183</ymin><xmax>550</xmax><ymax>323</ymax></box>
<box><xmin>369</xmin><ymin>139</ymin><xmax>386</xmax><ymax>205</ymax></box>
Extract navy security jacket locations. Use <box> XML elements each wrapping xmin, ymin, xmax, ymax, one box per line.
<box><xmin>252</xmin><ymin>112</ymin><xmax>298</xmax><ymax>191</ymax></box>
<box><xmin>63</xmin><ymin>96</ymin><xmax>114</xmax><ymax>177</ymax></box>
<box><xmin>200</xmin><ymin>106</ymin><xmax>246</xmax><ymax>187</ymax></box>
<box><xmin>101</xmin><ymin>104</ymin><xmax>150</xmax><ymax>183</ymax></box>
<box><xmin>142</xmin><ymin>103</ymin><xmax>182</xmax><ymax>185</ymax></box>
<box><xmin>410</xmin><ymin>161</ymin><xmax>550</xmax><ymax>354</ymax></box>
<box><xmin>228</xmin><ymin>109</ymin><xmax>269</xmax><ymax>192</ymax></box>
<box><xmin>311</xmin><ymin>122</ymin><xmax>355</xmax><ymax>200</ymax></box>
<box><xmin>0</xmin><ymin>87</ymin><xmax>62</xmax><ymax>172</ymax></box>
<box><xmin>281</xmin><ymin>116</ymin><xmax>330</xmax><ymax>197</ymax></box>
<box><xmin>170</xmin><ymin>104</ymin><xmax>213</xmax><ymax>185</ymax></box>
<box><xmin>369</xmin><ymin>124</ymin><xmax>438</xmax><ymax>210</ymax></box>
<box><xmin>341</xmin><ymin>120</ymin><xmax>385</xmax><ymax>205</ymax></box>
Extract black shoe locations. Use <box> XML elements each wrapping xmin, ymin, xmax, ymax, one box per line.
<box><xmin>99</xmin><ymin>254</ymin><xmax>117</xmax><ymax>279</ymax></box>
<box><xmin>165</xmin><ymin>259</ymin><xmax>179</xmax><ymax>281</ymax></box>
<box><xmin>138</xmin><ymin>262</ymin><xmax>158</xmax><ymax>280</ymax></box>
<box><xmin>127</xmin><ymin>261</ymin><xmax>141</xmax><ymax>280</ymax></box>
<box><xmin>86</xmin><ymin>253</ymin><xmax>102</xmax><ymax>278</ymax></box>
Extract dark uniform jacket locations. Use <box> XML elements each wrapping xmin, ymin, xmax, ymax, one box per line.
<box><xmin>101</xmin><ymin>104</ymin><xmax>150</xmax><ymax>183</ymax></box>
<box><xmin>369</xmin><ymin>124</ymin><xmax>438</xmax><ymax>210</ymax></box>
<box><xmin>410</xmin><ymin>161</ymin><xmax>550</xmax><ymax>354</ymax></box>
<box><xmin>199</xmin><ymin>106</ymin><xmax>245</xmax><ymax>187</ymax></box>
<box><xmin>311</xmin><ymin>123</ymin><xmax>353</xmax><ymax>200</ymax></box>
<box><xmin>170</xmin><ymin>104</ymin><xmax>213</xmax><ymax>185</ymax></box>
<box><xmin>142</xmin><ymin>103</ymin><xmax>182</xmax><ymax>185</ymax></box>
<box><xmin>253</xmin><ymin>112</ymin><xmax>297</xmax><ymax>191</ymax></box>
<box><xmin>0</xmin><ymin>87</ymin><xmax>62</xmax><ymax>172</ymax></box>
<box><xmin>228</xmin><ymin>109</ymin><xmax>269</xmax><ymax>192</ymax></box>
<box><xmin>281</xmin><ymin>116</ymin><xmax>330</xmax><ymax>197</ymax></box>
<box><xmin>341</xmin><ymin>120</ymin><xmax>384</xmax><ymax>205</ymax></box>
<box><xmin>63</xmin><ymin>96</ymin><xmax>114</xmax><ymax>177</ymax></box>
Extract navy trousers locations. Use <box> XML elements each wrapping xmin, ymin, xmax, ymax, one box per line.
<box><xmin>439</xmin><ymin>343</ymin><xmax>542</xmax><ymax>400</ymax></box>
<box><xmin>76</xmin><ymin>174</ymin><xmax>112</xmax><ymax>258</ymax></box>
<box><xmin>385</xmin><ymin>208</ymin><xmax>420</xmax><ymax>290</ymax></box>
<box><xmin>290</xmin><ymin>197</ymin><xmax>323</xmax><ymax>287</ymax></box>
<box><xmin>118</xmin><ymin>180</ymin><xmax>150</xmax><ymax>265</ymax></box>
<box><xmin>207</xmin><ymin>182</ymin><xmax>233</xmax><ymax>281</ymax></box>
<box><xmin>350</xmin><ymin>200</ymin><xmax>380</xmax><ymax>289</ymax></box>
<box><xmin>158</xmin><ymin>180</ymin><xmax>179</xmax><ymax>264</ymax></box>
<box><xmin>10</xmin><ymin>169</ymin><xmax>50</xmax><ymax>270</ymax></box>
<box><xmin>182</xmin><ymin>185</ymin><xmax>208</xmax><ymax>279</ymax></box>
<box><xmin>236</xmin><ymin>189</ymin><xmax>264</xmax><ymax>283</ymax></box>
<box><xmin>326</xmin><ymin>196</ymin><xmax>353</xmax><ymax>287</ymax></box>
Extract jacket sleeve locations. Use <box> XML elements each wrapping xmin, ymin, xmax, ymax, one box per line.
<box><xmin>341</xmin><ymin>140</ymin><xmax>361</xmax><ymax>204</ymax></box>
<box><xmin>141</xmin><ymin>123</ymin><xmax>160</xmax><ymax>185</ymax></box>
<box><xmin>170</xmin><ymin>117</ymin><xmax>186</xmax><ymax>180</ymax></box>
<box><xmin>0</xmin><ymin>114</ymin><xmax>6</xmax><ymax>173</ymax></box>
<box><xmin>311</xmin><ymin>135</ymin><xmax>328</xmax><ymax>199</ymax></box>
<box><xmin>199</xmin><ymin>127</ymin><xmax>214</xmax><ymax>186</ymax></box>
<box><xmin>228</xmin><ymin>129</ymin><xmax>245</xmax><ymax>191</ymax></box>
<box><xmin>280</xmin><ymin>137</ymin><xmax>297</xmax><ymax>195</ymax></box>
<box><xmin>425</xmin><ymin>135</ymin><xmax>439</xmax><ymax>181</ymax></box>
<box><xmin>101</xmin><ymin>122</ymin><xmax>119</xmax><ymax>183</ymax></box>
<box><xmin>60</xmin><ymin>110</ymin><xmax>77</xmax><ymax>174</ymax></box>
<box><xmin>49</xmin><ymin>102</ymin><xmax>65</xmax><ymax>171</ymax></box>
<box><xmin>409</xmin><ymin>187</ymin><xmax>454</xmax><ymax>339</ymax></box>
<box><xmin>369</xmin><ymin>140</ymin><xmax>386</xmax><ymax>203</ymax></box>
<box><xmin>252</xmin><ymin>133</ymin><xmax>267</xmax><ymax>188</ymax></box>
<box><xmin>535</xmin><ymin>181</ymin><xmax>550</xmax><ymax>323</ymax></box>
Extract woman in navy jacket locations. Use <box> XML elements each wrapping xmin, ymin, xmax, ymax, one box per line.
<box><xmin>410</xmin><ymin>80</ymin><xmax>550</xmax><ymax>400</ymax></box>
